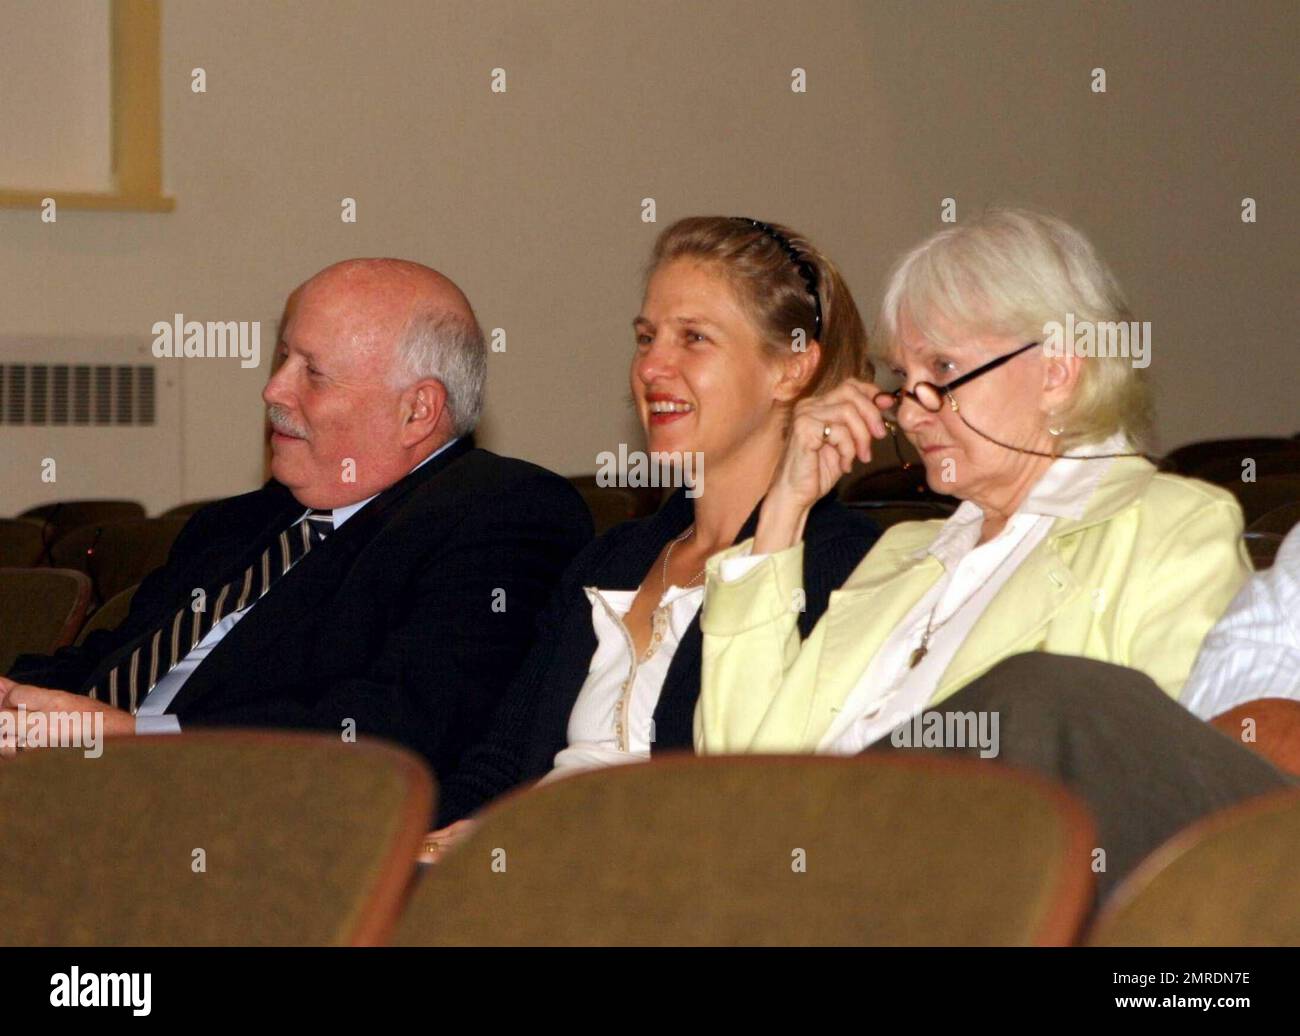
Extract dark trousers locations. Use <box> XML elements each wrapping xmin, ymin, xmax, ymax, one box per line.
<box><xmin>865</xmin><ymin>652</ymin><xmax>1295</xmax><ymax>902</ymax></box>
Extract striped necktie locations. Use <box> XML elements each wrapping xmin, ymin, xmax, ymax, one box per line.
<box><xmin>88</xmin><ymin>509</ymin><xmax>334</xmax><ymax>714</ymax></box>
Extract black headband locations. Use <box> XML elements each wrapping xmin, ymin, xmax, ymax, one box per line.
<box><xmin>734</xmin><ymin>217</ymin><xmax>823</xmax><ymax>341</ymax></box>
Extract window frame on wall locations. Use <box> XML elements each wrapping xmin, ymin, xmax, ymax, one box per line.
<box><xmin>0</xmin><ymin>0</ymin><xmax>172</xmax><ymax>212</ymax></box>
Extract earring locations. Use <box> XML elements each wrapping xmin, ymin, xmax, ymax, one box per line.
<box><xmin>1048</xmin><ymin>411</ymin><xmax>1064</xmax><ymax>437</ymax></box>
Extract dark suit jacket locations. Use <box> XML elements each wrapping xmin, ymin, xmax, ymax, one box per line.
<box><xmin>9</xmin><ymin>436</ymin><xmax>594</xmax><ymax>778</ymax></box>
<box><xmin>435</xmin><ymin>487</ymin><xmax>880</xmax><ymax>824</ymax></box>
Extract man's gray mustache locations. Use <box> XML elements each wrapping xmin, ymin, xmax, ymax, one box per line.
<box><xmin>266</xmin><ymin>406</ymin><xmax>309</xmax><ymax>439</ymax></box>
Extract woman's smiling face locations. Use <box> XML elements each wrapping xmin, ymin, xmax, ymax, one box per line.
<box><xmin>631</xmin><ymin>258</ymin><xmax>792</xmax><ymax>473</ymax></box>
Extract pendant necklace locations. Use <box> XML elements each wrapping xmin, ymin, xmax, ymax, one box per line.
<box><xmin>647</xmin><ymin>525</ymin><xmax>706</xmax><ymax>658</ymax></box>
<box><xmin>908</xmin><ymin>533</ymin><xmax>1024</xmax><ymax>669</ymax></box>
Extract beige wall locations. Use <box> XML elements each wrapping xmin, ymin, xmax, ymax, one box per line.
<box><xmin>0</xmin><ymin>0</ymin><xmax>112</xmax><ymax>192</ymax></box>
<box><xmin>1</xmin><ymin>0</ymin><xmax>1295</xmax><ymax>513</ymax></box>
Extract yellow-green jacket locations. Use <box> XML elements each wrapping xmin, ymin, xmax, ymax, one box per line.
<box><xmin>695</xmin><ymin>458</ymin><xmax>1250</xmax><ymax>754</ymax></box>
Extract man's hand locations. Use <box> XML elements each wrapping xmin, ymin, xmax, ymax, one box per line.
<box><xmin>0</xmin><ymin>680</ymin><xmax>135</xmax><ymax>757</ymax></box>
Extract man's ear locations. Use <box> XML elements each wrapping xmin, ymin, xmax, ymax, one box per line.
<box><xmin>774</xmin><ymin>339</ymin><xmax>822</xmax><ymax>403</ymax></box>
<box><xmin>400</xmin><ymin>379</ymin><xmax>449</xmax><ymax>446</ymax></box>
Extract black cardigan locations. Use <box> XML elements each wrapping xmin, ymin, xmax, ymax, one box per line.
<box><xmin>436</xmin><ymin>488</ymin><xmax>879</xmax><ymax>824</ymax></box>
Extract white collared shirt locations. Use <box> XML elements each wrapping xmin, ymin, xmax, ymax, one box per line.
<box><xmin>1180</xmin><ymin>524</ymin><xmax>1300</xmax><ymax>719</ymax></box>
<box><xmin>718</xmin><ymin>433</ymin><xmax>1129</xmax><ymax>754</ymax></box>
<box><xmin>543</xmin><ymin>582</ymin><xmax>704</xmax><ymax>780</ymax></box>
<box><xmin>133</xmin><ymin>438</ymin><xmax>459</xmax><ymax>734</ymax></box>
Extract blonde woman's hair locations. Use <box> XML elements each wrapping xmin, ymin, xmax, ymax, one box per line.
<box><xmin>875</xmin><ymin>206</ymin><xmax>1154</xmax><ymax>451</ymax></box>
<box><xmin>647</xmin><ymin>216</ymin><xmax>872</xmax><ymax>401</ymax></box>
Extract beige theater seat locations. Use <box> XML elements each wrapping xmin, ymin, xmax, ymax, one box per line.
<box><xmin>0</xmin><ymin>567</ymin><xmax>92</xmax><ymax>673</ymax></box>
<box><xmin>1089</xmin><ymin>790</ymin><xmax>1300</xmax><ymax>946</ymax></box>
<box><xmin>395</xmin><ymin>753</ymin><xmax>1095</xmax><ymax>946</ymax></box>
<box><xmin>0</xmin><ymin>732</ymin><xmax>433</xmax><ymax>946</ymax></box>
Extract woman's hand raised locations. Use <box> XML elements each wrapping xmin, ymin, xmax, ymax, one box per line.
<box><xmin>754</xmin><ymin>380</ymin><xmax>891</xmax><ymax>554</ymax></box>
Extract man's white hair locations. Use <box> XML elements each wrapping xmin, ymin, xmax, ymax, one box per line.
<box><xmin>391</xmin><ymin>308</ymin><xmax>487</xmax><ymax>437</ymax></box>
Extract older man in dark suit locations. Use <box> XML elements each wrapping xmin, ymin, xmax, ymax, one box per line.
<box><xmin>2</xmin><ymin>258</ymin><xmax>593</xmax><ymax>777</ymax></box>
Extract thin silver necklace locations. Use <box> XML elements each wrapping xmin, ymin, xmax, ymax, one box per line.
<box><xmin>661</xmin><ymin>524</ymin><xmax>706</xmax><ymax>594</ymax></box>
<box><xmin>635</xmin><ymin>525</ymin><xmax>706</xmax><ymax>667</ymax></box>
<box><xmin>909</xmin><ymin>529</ymin><xmax>1025</xmax><ymax>669</ymax></box>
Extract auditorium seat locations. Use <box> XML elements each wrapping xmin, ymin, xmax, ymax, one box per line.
<box><xmin>19</xmin><ymin>500</ymin><xmax>146</xmax><ymax>542</ymax></box>
<box><xmin>161</xmin><ymin>499</ymin><xmax>219</xmax><ymax>519</ymax></box>
<box><xmin>49</xmin><ymin>517</ymin><xmax>187</xmax><ymax>604</ymax></box>
<box><xmin>0</xmin><ymin>518</ymin><xmax>48</xmax><ymax>567</ymax></box>
<box><xmin>1087</xmin><ymin>789</ymin><xmax>1300</xmax><ymax>946</ymax></box>
<box><xmin>393</xmin><ymin>754</ymin><xmax>1095</xmax><ymax>946</ymax></box>
<box><xmin>75</xmin><ymin>584</ymin><xmax>139</xmax><ymax>645</ymax></box>
<box><xmin>567</xmin><ymin>475</ymin><xmax>663</xmax><ymax>534</ymax></box>
<box><xmin>1210</xmin><ymin>698</ymin><xmax>1300</xmax><ymax>778</ymax></box>
<box><xmin>1164</xmin><ymin>436</ymin><xmax>1300</xmax><ymax>476</ymax></box>
<box><xmin>845</xmin><ymin>499</ymin><xmax>957</xmax><ymax>529</ymax></box>
<box><xmin>1190</xmin><ymin>451</ymin><xmax>1300</xmax><ymax>485</ymax></box>
<box><xmin>1248</xmin><ymin>501</ymin><xmax>1300</xmax><ymax>537</ymax></box>
<box><xmin>0</xmin><ymin>568</ymin><xmax>92</xmax><ymax>674</ymax></box>
<box><xmin>1243</xmin><ymin>531</ymin><xmax>1283</xmax><ymax>569</ymax></box>
<box><xmin>840</xmin><ymin>464</ymin><xmax>952</xmax><ymax>504</ymax></box>
<box><xmin>572</xmin><ymin>484</ymin><xmax>642</xmax><ymax>534</ymax></box>
<box><xmin>0</xmin><ymin>733</ymin><xmax>433</xmax><ymax>946</ymax></box>
<box><xmin>1224</xmin><ymin>475</ymin><xmax>1300</xmax><ymax>526</ymax></box>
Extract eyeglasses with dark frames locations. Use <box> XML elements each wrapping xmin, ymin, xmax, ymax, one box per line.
<box><xmin>873</xmin><ymin>340</ymin><xmax>1144</xmax><ymax>462</ymax></box>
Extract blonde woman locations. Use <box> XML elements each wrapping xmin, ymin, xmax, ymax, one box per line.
<box><xmin>422</xmin><ymin>216</ymin><xmax>881</xmax><ymax>857</ymax></box>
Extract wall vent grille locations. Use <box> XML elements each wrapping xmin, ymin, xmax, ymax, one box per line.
<box><xmin>0</xmin><ymin>364</ymin><xmax>156</xmax><ymax>426</ymax></box>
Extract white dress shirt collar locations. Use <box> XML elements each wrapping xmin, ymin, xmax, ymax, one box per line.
<box><xmin>920</xmin><ymin>431</ymin><xmax>1132</xmax><ymax>566</ymax></box>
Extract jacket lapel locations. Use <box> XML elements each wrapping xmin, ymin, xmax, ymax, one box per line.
<box><xmin>929</xmin><ymin>458</ymin><xmax>1156</xmax><ymax>697</ymax></box>
<box><xmin>932</xmin><ymin>538</ymin><xmax>1083</xmax><ymax>699</ymax></box>
<box><xmin>651</xmin><ymin>489</ymin><xmax>842</xmax><ymax>750</ymax></box>
<box><xmin>164</xmin><ymin>437</ymin><xmax>477</xmax><ymax>715</ymax></box>
<box><xmin>806</xmin><ymin>456</ymin><xmax>1159</xmax><ymax>739</ymax></box>
<box><xmin>77</xmin><ymin>485</ymin><xmax>303</xmax><ymax>697</ymax></box>
<box><xmin>806</xmin><ymin>524</ymin><xmax>944</xmax><ymax>741</ymax></box>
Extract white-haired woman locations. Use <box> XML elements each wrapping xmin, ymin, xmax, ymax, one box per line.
<box><xmin>696</xmin><ymin>207</ymin><xmax>1291</xmax><ymax>898</ymax></box>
